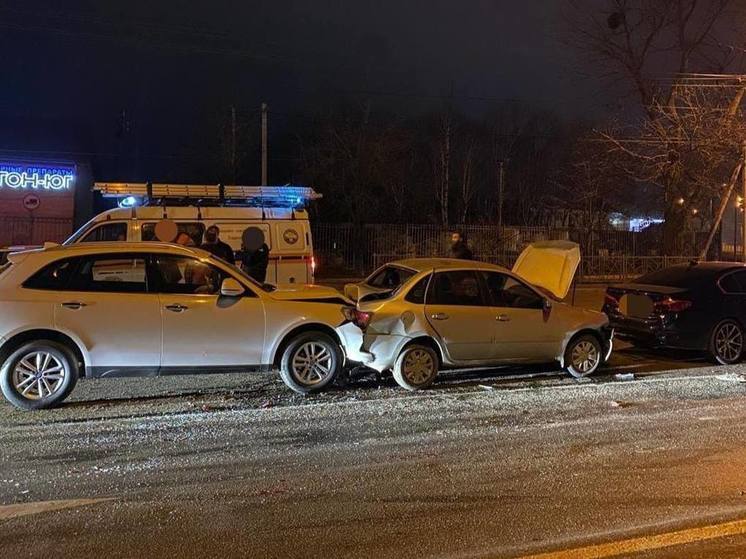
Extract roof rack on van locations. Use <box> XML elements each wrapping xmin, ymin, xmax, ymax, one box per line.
<box><xmin>93</xmin><ymin>183</ymin><xmax>322</xmax><ymax>208</ymax></box>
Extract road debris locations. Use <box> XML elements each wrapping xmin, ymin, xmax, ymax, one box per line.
<box><xmin>716</xmin><ymin>373</ymin><xmax>746</xmax><ymax>383</ymax></box>
<box><xmin>614</xmin><ymin>373</ymin><xmax>636</xmax><ymax>381</ymax></box>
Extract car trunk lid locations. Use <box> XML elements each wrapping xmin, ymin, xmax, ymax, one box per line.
<box><xmin>511</xmin><ymin>240</ymin><xmax>580</xmax><ymax>300</ymax></box>
<box><xmin>604</xmin><ymin>283</ymin><xmax>691</xmax><ymax>319</ymax></box>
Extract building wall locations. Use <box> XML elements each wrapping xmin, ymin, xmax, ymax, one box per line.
<box><xmin>0</xmin><ymin>159</ymin><xmax>92</xmax><ymax>246</ymax></box>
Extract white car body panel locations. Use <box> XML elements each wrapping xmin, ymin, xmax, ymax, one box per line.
<box><xmin>0</xmin><ymin>243</ymin><xmax>358</xmax><ymax>378</ymax></box>
<box><xmin>345</xmin><ymin>256</ymin><xmax>610</xmax><ymax>373</ymax></box>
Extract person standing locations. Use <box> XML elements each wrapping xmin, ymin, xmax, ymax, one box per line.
<box><xmin>202</xmin><ymin>225</ymin><xmax>235</xmax><ymax>265</ymax></box>
<box><xmin>240</xmin><ymin>227</ymin><xmax>271</xmax><ymax>283</ymax></box>
<box><xmin>450</xmin><ymin>231</ymin><xmax>473</xmax><ymax>260</ymax></box>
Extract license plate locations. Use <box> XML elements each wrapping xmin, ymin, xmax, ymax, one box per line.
<box><xmin>619</xmin><ymin>293</ymin><xmax>653</xmax><ymax>318</ymax></box>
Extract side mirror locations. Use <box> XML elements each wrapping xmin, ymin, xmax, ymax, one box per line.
<box><xmin>220</xmin><ymin>277</ymin><xmax>245</xmax><ymax>297</ymax></box>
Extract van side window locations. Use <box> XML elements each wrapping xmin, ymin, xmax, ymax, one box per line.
<box><xmin>142</xmin><ymin>223</ymin><xmax>205</xmax><ymax>246</ymax></box>
<box><xmin>80</xmin><ymin>222</ymin><xmax>128</xmax><ymax>242</ymax></box>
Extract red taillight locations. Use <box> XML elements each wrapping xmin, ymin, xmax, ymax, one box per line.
<box><xmin>343</xmin><ymin>307</ymin><xmax>373</xmax><ymax>330</ymax></box>
<box><xmin>654</xmin><ymin>297</ymin><xmax>692</xmax><ymax>313</ymax></box>
<box><xmin>310</xmin><ymin>255</ymin><xmax>317</xmax><ymax>274</ymax></box>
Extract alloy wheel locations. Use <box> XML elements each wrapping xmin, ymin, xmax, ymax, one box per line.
<box><xmin>570</xmin><ymin>340</ymin><xmax>599</xmax><ymax>375</ymax></box>
<box><xmin>291</xmin><ymin>342</ymin><xmax>333</xmax><ymax>386</ymax></box>
<box><xmin>715</xmin><ymin>322</ymin><xmax>743</xmax><ymax>363</ymax></box>
<box><xmin>11</xmin><ymin>351</ymin><xmax>66</xmax><ymax>400</ymax></box>
<box><xmin>402</xmin><ymin>348</ymin><xmax>435</xmax><ymax>385</ymax></box>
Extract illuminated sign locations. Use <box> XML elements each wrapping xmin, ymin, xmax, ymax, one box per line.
<box><xmin>0</xmin><ymin>163</ymin><xmax>75</xmax><ymax>191</ymax></box>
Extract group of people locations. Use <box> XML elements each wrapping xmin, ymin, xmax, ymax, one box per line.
<box><xmin>175</xmin><ymin>225</ymin><xmax>270</xmax><ymax>283</ymax></box>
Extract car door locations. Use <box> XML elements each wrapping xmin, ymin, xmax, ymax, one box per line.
<box><xmin>423</xmin><ymin>270</ymin><xmax>496</xmax><ymax>362</ymax></box>
<box><xmin>52</xmin><ymin>253</ymin><xmax>162</xmax><ymax>375</ymax></box>
<box><xmin>149</xmin><ymin>253</ymin><xmax>266</xmax><ymax>369</ymax></box>
<box><xmin>480</xmin><ymin>271</ymin><xmax>556</xmax><ymax>361</ymax></box>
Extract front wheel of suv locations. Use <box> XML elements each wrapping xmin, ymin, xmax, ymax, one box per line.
<box><xmin>0</xmin><ymin>340</ymin><xmax>79</xmax><ymax>410</ymax></box>
<box><xmin>279</xmin><ymin>332</ymin><xmax>343</xmax><ymax>394</ymax></box>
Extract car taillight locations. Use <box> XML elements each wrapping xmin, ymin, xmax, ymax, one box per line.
<box><xmin>343</xmin><ymin>307</ymin><xmax>373</xmax><ymax>330</ymax></box>
<box><xmin>654</xmin><ymin>297</ymin><xmax>692</xmax><ymax>313</ymax></box>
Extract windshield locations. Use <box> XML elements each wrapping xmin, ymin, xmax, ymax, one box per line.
<box><xmin>366</xmin><ymin>265</ymin><xmax>417</xmax><ymax>289</ymax></box>
<box><xmin>636</xmin><ymin>265</ymin><xmax>717</xmax><ymax>289</ymax></box>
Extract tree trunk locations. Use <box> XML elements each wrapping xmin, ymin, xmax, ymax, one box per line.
<box><xmin>663</xmin><ymin>203</ymin><xmax>687</xmax><ymax>256</ymax></box>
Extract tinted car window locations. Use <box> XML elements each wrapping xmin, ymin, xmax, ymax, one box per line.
<box><xmin>68</xmin><ymin>256</ymin><xmax>148</xmax><ymax>293</ymax></box>
<box><xmin>481</xmin><ymin>272</ymin><xmax>544</xmax><ymax>309</ymax></box>
<box><xmin>24</xmin><ymin>258</ymin><xmax>79</xmax><ymax>290</ymax></box>
<box><xmin>142</xmin><ymin>222</ymin><xmax>205</xmax><ymax>246</ymax></box>
<box><xmin>428</xmin><ymin>271</ymin><xmax>485</xmax><ymax>306</ymax></box>
<box><xmin>151</xmin><ymin>255</ymin><xmax>224</xmax><ymax>295</ymax></box>
<box><xmin>368</xmin><ymin>266</ymin><xmax>416</xmax><ymax>289</ymax></box>
<box><xmin>720</xmin><ymin>270</ymin><xmax>746</xmax><ymax>293</ymax></box>
<box><xmin>80</xmin><ymin>222</ymin><xmax>128</xmax><ymax>242</ymax></box>
<box><xmin>404</xmin><ymin>274</ymin><xmax>431</xmax><ymax>304</ymax></box>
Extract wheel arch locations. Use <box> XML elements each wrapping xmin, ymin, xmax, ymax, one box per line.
<box><xmin>271</xmin><ymin>323</ymin><xmax>343</xmax><ymax>367</ymax></box>
<box><xmin>401</xmin><ymin>336</ymin><xmax>444</xmax><ymax>365</ymax></box>
<box><xmin>0</xmin><ymin>329</ymin><xmax>87</xmax><ymax>373</ymax></box>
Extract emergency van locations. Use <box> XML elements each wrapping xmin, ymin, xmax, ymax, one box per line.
<box><xmin>64</xmin><ymin>183</ymin><xmax>321</xmax><ymax>284</ymax></box>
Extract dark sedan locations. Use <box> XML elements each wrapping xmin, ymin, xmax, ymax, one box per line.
<box><xmin>603</xmin><ymin>262</ymin><xmax>746</xmax><ymax>364</ymax></box>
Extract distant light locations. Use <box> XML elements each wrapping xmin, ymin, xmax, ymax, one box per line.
<box><xmin>118</xmin><ymin>196</ymin><xmax>138</xmax><ymax>208</ymax></box>
<box><xmin>691</xmin><ymin>208</ymin><xmax>699</xmax><ymax>215</ymax></box>
<box><xmin>676</xmin><ymin>197</ymin><xmax>685</xmax><ymax>205</ymax></box>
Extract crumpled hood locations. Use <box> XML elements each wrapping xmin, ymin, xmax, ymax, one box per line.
<box><xmin>512</xmin><ymin>240</ymin><xmax>581</xmax><ymax>300</ymax></box>
<box><xmin>268</xmin><ymin>283</ymin><xmax>353</xmax><ymax>304</ymax></box>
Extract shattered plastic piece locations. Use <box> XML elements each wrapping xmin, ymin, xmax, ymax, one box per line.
<box><xmin>478</xmin><ymin>385</ymin><xmax>495</xmax><ymax>391</ymax></box>
<box><xmin>609</xmin><ymin>400</ymin><xmax>633</xmax><ymax>408</ymax></box>
<box><xmin>716</xmin><ymin>373</ymin><xmax>746</xmax><ymax>383</ymax></box>
<box><xmin>260</xmin><ymin>400</ymin><xmax>274</xmax><ymax>409</ymax></box>
<box><xmin>613</xmin><ymin>373</ymin><xmax>635</xmax><ymax>381</ymax></box>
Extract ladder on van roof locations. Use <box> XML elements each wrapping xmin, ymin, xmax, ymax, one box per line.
<box><xmin>93</xmin><ymin>182</ymin><xmax>322</xmax><ymax>208</ymax></box>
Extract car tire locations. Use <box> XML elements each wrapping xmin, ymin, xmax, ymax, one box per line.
<box><xmin>279</xmin><ymin>332</ymin><xmax>343</xmax><ymax>394</ymax></box>
<box><xmin>393</xmin><ymin>343</ymin><xmax>439</xmax><ymax>391</ymax></box>
<box><xmin>0</xmin><ymin>340</ymin><xmax>79</xmax><ymax>410</ymax></box>
<box><xmin>709</xmin><ymin>319</ymin><xmax>744</xmax><ymax>365</ymax></box>
<box><xmin>565</xmin><ymin>334</ymin><xmax>602</xmax><ymax>378</ymax></box>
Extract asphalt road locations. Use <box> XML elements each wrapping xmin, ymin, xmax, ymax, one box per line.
<box><xmin>4</xmin><ymin>284</ymin><xmax>746</xmax><ymax>558</ymax></box>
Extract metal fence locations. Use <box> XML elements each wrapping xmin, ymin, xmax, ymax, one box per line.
<box><xmin>312</xmin><ymin>223</ymin><xmax>704</xmax><ymax>281</ymax></box>
<box><xmin>0</xmin><ymin>217</ymin><xmax>73</xmax><ymax>246</ymax></box>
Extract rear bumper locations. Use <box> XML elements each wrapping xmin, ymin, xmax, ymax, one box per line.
<box><xmin>608</xmin><ymin>315</ymin><xmax>707</xmax><ymax>350</ymax></box>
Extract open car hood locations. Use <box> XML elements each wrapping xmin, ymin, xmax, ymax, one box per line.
<box><xmin>511</xmin><ymin>240</ymin><xmax>580</xmax><ymax>300</ymax></box>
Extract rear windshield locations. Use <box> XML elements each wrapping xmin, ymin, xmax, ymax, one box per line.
<box><xmin>636</xmin><ymin>266</ymin><xmax>719</xmax><ymax>288</ymax></box>
<box><xmin>367</xmin><ymin>265</ymin><xmax>417</xmax><ymax>289</ymax></box>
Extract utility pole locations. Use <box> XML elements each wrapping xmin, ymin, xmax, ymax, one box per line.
<box><xmin>261</xmin><ymin>102</ymin><xmax>268</xmax><ymax>186</ymax></box>
<box><xmin>230</xmin><ymin>105</ymin><xmax>237</xmax><ymax>185</ymax></box>
<box><xmin>497</xmin><ymin>160</ymin><xmax>505</xmax><ymax>230</ymax></box>
<box><xmin>742</xmin><ymin>140</ymin><xmax>746</xmax><ymax>261</ymax></box>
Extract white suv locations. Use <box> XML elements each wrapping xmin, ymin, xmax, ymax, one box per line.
<box><xmin>0</xmin><ymin>243</ymin><xmax>360</xmax><ymax>410</ymax></box>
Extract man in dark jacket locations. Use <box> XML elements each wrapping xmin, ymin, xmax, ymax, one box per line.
<box><xmin>202</xmin><ymin>225</ymin><xmax>235</xmax><ymax>265</ymax></box>
<box><xmin>450</xmin><ymin>231</ymin><xmax>473</xmax><ymax>260</ymax></box>
<box><xmin>240</xmin><ymin>227</ymin><xmax>270</xmax><ymax>283</ymax></box>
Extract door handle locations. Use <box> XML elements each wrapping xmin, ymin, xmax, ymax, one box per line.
<box><xmin>165</xmin><ymin>304</ymin><xmax>188</xmax><ymax>313</ymax></box>
<box><xmin>61</xmin><ymin>302</ymin><xmax>87</xmax><ymax>310</ymax></box>
<box><xmin>430</xmin><ymin>312</ymin><xmax>449</xmax><ymax>320</ymax></box>
<box><xmin>496</xmin><ymin>314</ymin><xmax>511</xmax><ymax>322</ymax></box>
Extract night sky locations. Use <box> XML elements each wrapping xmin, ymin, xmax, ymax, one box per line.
<box><xmin>0</xmin><ymin>0</ymin><xmax>603</xmax><ymax>181</ymax></box>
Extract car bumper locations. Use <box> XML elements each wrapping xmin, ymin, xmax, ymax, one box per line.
<box><xmin>608</xmin><ymin>315</ymin><xmax>706</xmax><ymax>350</ymax></box>
<box><xmin>338</xmin><ymin>329</ymin><xmax>411</xmax><ymax>372</ymax></box>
